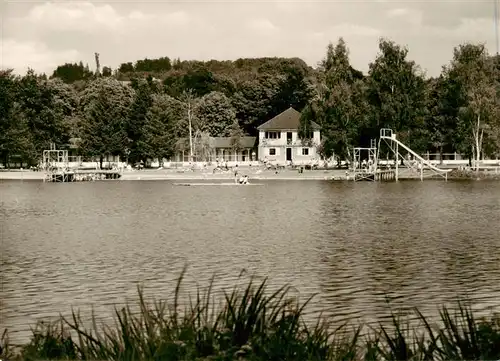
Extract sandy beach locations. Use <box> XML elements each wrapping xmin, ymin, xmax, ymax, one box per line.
<box><xmin>0</xmin><ymin>168</ymin><xmax>347</xmax><ymax>181</ymax></box>
<box><xmin>2</xmin><ymin>166</ymin><xmax>498</xmax><ymax>182</ymax></box>
<box><xmin>120</xmin><ymin>168</ymin><xmax>346</xmax><ymax>181</ymax></box>
<box><xmin>0</xmin><ymin>170</ymin><xmax>46</xmax><ymax>180</ymax></box>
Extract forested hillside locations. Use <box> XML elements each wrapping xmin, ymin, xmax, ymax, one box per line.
<box><xmin>1</xmin><ymin>38</ymin><xmax>499</xmax><ymax>167</ymax></box>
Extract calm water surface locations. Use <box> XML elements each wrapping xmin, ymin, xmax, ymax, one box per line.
<box><xmin>1</xmin><ymin>180</ymin><xmax>500</xmax><ymax>343</ymax></box>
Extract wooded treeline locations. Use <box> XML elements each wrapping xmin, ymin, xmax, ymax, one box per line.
<box><xmin>1</xmin><ymin>38</ymin><xmax>500</xmax><ymax>167</ymax></box>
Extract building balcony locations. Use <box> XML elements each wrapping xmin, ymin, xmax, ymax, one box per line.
<box><xmin>259</xmin><ymin>137</ymin><xmax>320</xmax><ymax>148</ymax></box>
<box><xmin>260</xmin><ymin>138</ymin><xmax>286</xmax><ymax>147</ymax></box>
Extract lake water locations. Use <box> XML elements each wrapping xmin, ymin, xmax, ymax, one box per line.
<box><xmin>1</xmin><ymin>179</ymin><xmax>500</xmax><ymax>344</ymax></box>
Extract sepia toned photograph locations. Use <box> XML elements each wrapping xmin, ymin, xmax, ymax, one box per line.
<box><xmin>1</xmin><ymin>0</ymin><xmax>500</xmax><ymax>360</ymax></box>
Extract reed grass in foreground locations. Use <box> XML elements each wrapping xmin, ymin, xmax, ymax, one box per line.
<box><xmin>1</xmin><ymin>269</ymin><xmax>500</xmax><ymax>361</ymax></box>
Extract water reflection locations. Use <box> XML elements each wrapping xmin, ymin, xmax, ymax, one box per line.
<box><xmin>314</xmin><ymin>181</ymin><xmax>500</xmax><ymax>324</ymax></box>
<box><xmin>1</xmin><ymin>180</ymin><xmax>500</xmax><ymax>343</ymax></box>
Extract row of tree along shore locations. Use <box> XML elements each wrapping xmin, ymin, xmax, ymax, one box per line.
<box><xmin>1</xmin><ymin>271</ymin><xmax>500</xmax><ymax>361</ymax></box>
<box><xmin>1</xmin><ymin>38</ymin><xmax>500</xmax><ymax>168</ymax></box>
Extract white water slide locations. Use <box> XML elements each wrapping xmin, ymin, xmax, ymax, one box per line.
<box><xmin>379</xmin><ymin>128</ymin><xmax>451</xmax><ymax>179</ymax></box>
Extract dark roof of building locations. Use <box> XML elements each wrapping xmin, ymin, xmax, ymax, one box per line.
<box><xmin>257</xmin><ymin>107</ymin><xmax>320</xmax><ymax>131</ymax></box>
<box><xmin>213</xmin><ymin>136</ymin><xmax>256</xmax><ymax>148</ymax></box>
<box><xmin>176</xmin><ymin>136</ymin><xmax>256</xmax><ymax>150</ymax></box>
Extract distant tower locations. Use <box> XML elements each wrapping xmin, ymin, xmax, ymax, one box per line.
<box><xmin>495</xmin><ymin>0</ymin><xmax>499</xmax><ymax>55</ymax></box>
<box><xmin>95</xmin><ymin>52</ymin><xmax>101</xmax><ymax>76</ymax></box>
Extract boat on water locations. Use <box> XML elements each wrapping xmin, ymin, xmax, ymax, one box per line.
<box><xmin>173</xmin><ymin>182</ymin><xmax>263</xmax><ymax>187</ymax></box>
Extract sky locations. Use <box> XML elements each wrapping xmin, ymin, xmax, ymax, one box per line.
<box><xmin>1</xmin><ymin>0</ymin><xmax>499</xmax><ymax>77</ymax></box>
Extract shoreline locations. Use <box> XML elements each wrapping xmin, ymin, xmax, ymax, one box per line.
<box><xmin>1</xmin><ymin>168</ymin><xmax>499</xmax><ymax>181</ymax></box>
<box><xmin>0</xmin><ymin>169</ymin><xmax>348</xmax><ymax>181</ymax></box>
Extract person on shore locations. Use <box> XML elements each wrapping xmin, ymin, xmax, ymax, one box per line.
<box><xmin>237</xmin><ymin>175</ymin><xmax>249</xmax><ymax>184</ymax></box>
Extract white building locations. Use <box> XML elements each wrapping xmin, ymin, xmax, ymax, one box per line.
<box><xmin>257</xmin><ymin>107</ymin><xmax>321</xmax><ymax>165</ymax></box>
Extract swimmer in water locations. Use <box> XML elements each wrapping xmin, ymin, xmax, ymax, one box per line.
<box><xmin>238</xmin><ymin>175</ymin><xmax>249</xmax><ymax>184</ymax></box>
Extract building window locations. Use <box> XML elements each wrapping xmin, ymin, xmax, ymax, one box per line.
<box><xmin>265</xmin><ymin>131</ymin><xmax>281</xmax><ymax>139</ymax></box>
<box><xmin>269</xmin><ymin>148</ymin><xmax>276</xmax><ymax>156</ymax></box>
<box><xmin>303</xmin><ymin>131</ymin><xmax>313</xmax><ymax>140</ymax></box>
<box><xmin>302</xmin><ymin>148</ymin><xmax>309</xmax><ymax>156</ymax></box>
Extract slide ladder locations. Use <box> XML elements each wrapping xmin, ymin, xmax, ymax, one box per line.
<box><xmin>379</xmin><ymin>129</ymin><xmax>451</xmax><ymax>181</ymax></box>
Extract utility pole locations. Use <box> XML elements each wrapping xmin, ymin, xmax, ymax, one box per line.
<box><xmin>188</xmin><ymin>101</ymin><xmax>194</xmax><ymax>162</ymax></box>
<box><xmin>95</xmin><ymin>52</ymin><xmax>101</xmax><ymax>76</ymax></box>
<box><xmin>180</xmin><ymin>90</ymin><xmax>195</xmax><ymax>163</ymax></box>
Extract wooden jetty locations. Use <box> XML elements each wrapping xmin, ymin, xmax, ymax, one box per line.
<box><xmin>42</xmin><ymin>147</ymin><xmax>122</xmax><ymax>183</ymax></box>
<box><xmin>45</xmin><ymin>169</ymin><xmax>122</xmax><ymax>182</ymax></box>
<box><xmin>375</xmin><ymin>169</ymin><xmax>396</xmax><ymax>181</ymax></box>
<box><xmin>173</xmin><ymin>182</ymin><xmax>264</xmax><ymax>187</ymax></box>
<box><xmin>352</xmin><ymin>169</ymin><xmax>396</xmax><ymax>182</ymax></box>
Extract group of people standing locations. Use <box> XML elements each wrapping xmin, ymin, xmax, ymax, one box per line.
<box><xmin>233</xmin><ymin>164</ymin><xmax>249</xmax><ymax>184</ymax></box>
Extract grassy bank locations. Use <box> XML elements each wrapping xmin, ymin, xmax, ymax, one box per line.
<box><xmin>448</xmin><ymin>169</ymin><xmax>500</xmax><ymax>180</ymax></box>
<box><xmin>2</xmin><ymin>270</ymin><xmax>500</xmax><ymax>361</ymax></box>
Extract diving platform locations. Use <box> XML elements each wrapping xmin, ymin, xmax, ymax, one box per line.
<box><xmin>173</xmin><ymin>182</ymin><xmax>263</xmax><ymax>186</ymax></box>
<box><xmin>350</xmin><ymin>129</ymin><xmax>451</xmax><ymax>182</ymax></box>
<box><xmin>42</xmin><ymin>146</ymin><xmax>122</xmax><ymax>182</ymax></box>
<box><xmin>45</xmin><ymin>169</ymin><xmax>122</xmax><ymax>182</ymax></box>
<box><xmin>352</xmin><ymin>139</ymin><xmax>378</xmax><ymax>182</ymax></box>
<box><xmin>353</xmin><ymin>169</ymin><xmax>396</xmax><ymax>181</ymax></box>
<box><xmin>379</xmin><ymin>128</ymin><xmax>451</xmax><ymax>181</ymax></box>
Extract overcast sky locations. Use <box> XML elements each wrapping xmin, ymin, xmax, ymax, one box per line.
<box><xmin>1</xmin><ymin>0</ymin><xmax>499</xmax><ymax>77</ymax></box>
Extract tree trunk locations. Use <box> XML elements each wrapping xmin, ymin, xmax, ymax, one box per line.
<box><xmin>99</xmin><ymin>155</ymin><xmax>104</xmax><ymax>170</ymax></box>
<box><xmin>188</xmin><ymin>105</ymin><xmax>193</xmax><ymax>162</ymax></box>
<box><xmin>439</xmin><ymin>145</ymin><xmax>444</xmax><ymax>165</ymax></box>
<box><xmin>473</xmin><ymin>114</ymin><xmax>482</xmax><ymax>172</ymax></box>
<box><xmin>478</xmin><ymin>128</ymin><xmax>484</xmax><ymax>173</ymax></box>
<box><xmin>346</xmin><ymin>147</ymin><xmax>351</xmax><ymax>165</ymax></box>
<box><xmin>471</xmin><ymin>144</ymin><xmax>475</xmax><ymax>170</ymax></box>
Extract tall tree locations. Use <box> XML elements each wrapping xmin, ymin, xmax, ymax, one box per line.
<box><xmin>51</xmin><ymin>62</ymin><xmax>94</xmax><ymax>84</ymax></box>
<box><xmin>127</xmin><ymin>78</ymin><xmax>155</xmax><ymax>164</ymax></box>
<box><xmin>47</xmin><ymin>78</ymin><xmax>79</xmax><ymax>137</ymax></box>
<box><xmin>79</xmin><ymin>78</ymin><xmax>134</xmax><ymax>167</ymax></box>
<box><xmin>17</xmin><ymin>69</ymin><xmax>71</xmax><ymax>158</ymax></box>
<box><xmin>229</xmin><ymin>119</ymin><xmax>245</xmax><ymax>152</ymax></box>
<box><xmin>0</xmin><ymin>70</ymin><xmax>35</xmax><ymax>166</ymax></box>
<box><xmin>0</xmin><ymin>70</ymin><xmax>18</xmax><ymax>165</ymax></box>
<box><xmin>301</xmin><ymin>38</ymin><xmax>367</xmax><ymax>162</ymax></box>
<box><xmin>164</xmin><ymin>67</ymin><xmax>218</xmax><ymax>98</ymax></box>
<box><xmin>424</xmin><ymin>77</ymin><xmax>455</xmax><ymax>162</ymax></box>
<box><xmin>444</xmin><ymin>44</ymin><xmax>500</xmax><ymax>169</ymax></box>
<box><xmin>196</xmin><ymin>91</ymin><xmax>237</xmax><ymax>136</ymax></box>
<box><xmin>366</xmin><ymin>38</ymin><xmax>427</xmax><ymax>150</ymax></box>
<box><xmin>231</xmin><ymin>75</ymin><xmax>280</xmax><ymax>135</ymax></box>
<box><xmin>320</xmin><ymin>38</ymin><xmax>357</xmax><ymax>85</ymax></box>
<box><xmin>270</xmin><ymin>58</ymin><xmax>314</xmax><ymax>113</ymax></box>
<box><xmin>143</xmin><ymin>94</ymin><xmax>181</xmax><ymax>166</ymax></box>
<box><xmin>118</xmin><ymin>62</ymin><xmax>134</xmax><ymax>74</ymax></box>
<box><xmin>102</xmin><ymin>66</ymin><xmax>112</xmax><ymax>77</ymax></box>
<box><xmin>325</xmin><ymin>80</ymin><xmax>368</xmax><ymax>161</ymax></box>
